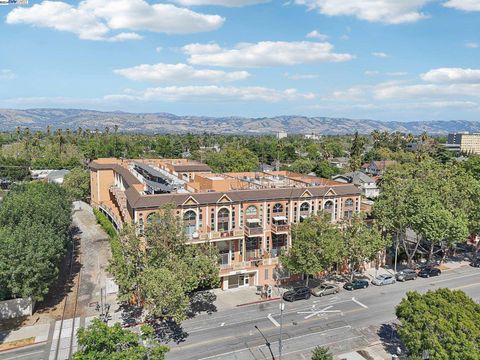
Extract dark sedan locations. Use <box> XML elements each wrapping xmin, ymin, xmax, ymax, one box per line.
<box><xmin>343</xmin><ymin>279</ymin><xmax>369</xmax><ymax>291</ymax></box>
<box><xmin>471</xmin><ymin>258</ymin><xmax>480</xmax><ymax>268</ymax></box>
<box><xmin>282</xmin><ymin>287</ymin><xmax>311</xmax><ymax>302</ymax></box>
<box><xmin>418</xmin><ymin>267</ymin><xmax>441</xmax><ymax>278</ymax></box>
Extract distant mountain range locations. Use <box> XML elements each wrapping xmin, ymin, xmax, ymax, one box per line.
<box><xmin>0</xmin><ymin>108</ymin><xmax>479</xmax><ymax>135</ymax></box>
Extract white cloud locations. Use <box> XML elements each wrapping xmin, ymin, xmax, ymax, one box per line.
<box><xmin>386</xmin><ymin>71</ymin><xmax>408</xmax><ymax>76</ymax></box>
<box><xmin>421</xmin><ymin>68</ymin><xmax>480</xmax><ymax>83</ymax></box>
<box><xmin>284</xmin><ymin>73</ymin><xmax>320</xmax><ymax>80</ymax></box>
<box><xmin>172</xmin><ymin>0</ymin><xmax>270</xmax><ymax>7</ymax></box>
<box><xmin>365</xmin><ymin>70</ymin><xmax>380</xmax><ymax>76</ymax></box>
<box><xmin>0</xmin><ymin>69</ymin><xmax>16</xmax><ymax>80</ymax></box>
<box><xmin>183</xmin><ymin>41</ymin><xmax>354</xmax><ymax>67</ymax></box>
<box><xmin>372</xmin><ymin>52</ymin><xmax>389</xmax><ymax>58</ymax></box>
<box><xmin>294</xmin><ymin>0</ymin><xmax>430</xmax><ymax>24</ymax></box>
<box><xmin>155</xmin><ymin>47</ymin><xmax>163</xmax><ymax>53</ymax></box>
<box><xmin>332</xmin><ymin>87</ymin><xmax>365</xmax><ymax>100</ymax></box>
<box><xmin>306</xmin><ymin>30</ymin><xmax>328</xmax><ymax>40</ymax></box>
<box><xmin>374</xmin><ymin>82</ymin><xmax>480</xmax><ymax>99</ymax></box>
<box><xmin>465</xmin><ymin>41</ymin><xmax>479</xmax><ymax>48</ymax></box>
<box><xmin>105</xmin><ymin>86</ymin><xmax>316</xmax><ymax>102</ymax></box>
<box><xmin>114</xmin><ymin>63</ymin><xmax>250</xmax><ymax>82</ymax></box>
<box><xmin>444</xmin><ymin>0</ymin><xmax>480</xmax><ymax>11</ymax></box>
<box><xmin>6</xmin><ymin>0</ymin><xmax>224</xmax><ymax>41</ymax></box>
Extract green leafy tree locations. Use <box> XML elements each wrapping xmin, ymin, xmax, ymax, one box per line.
<box><xmin>311</xmin><ymin>346</ymin><xmax>334</xmax><ymax>360</ymax></box>
<box><xmin>206</xmin><ymin>146</ymin><xmax>259</xmax><ymax>172</ymax></box>
<box><xmin>108</xmin><ymin>204</ymin><xmax>219</xmax><ymax>321</ymax></box>
<box><xmin>107</xmin><ymin>225</ymin><xmax>146</xmax><ymax>305</ymax></box>
<box><xmin>342</xmin><ymin>214</ymin><xmax>388</xmax><ymax>281</ymax></box>
<box><xmin>396</xmin><ymin>289</ymin><xmax>480</xmax><ymax>360</ymax></box>
<box><xmin>63</xmin><ymin>167</ymin><xmax>90</xmax><ymax>202</ymax></box>
<box><xmin>74</xmin><ymin>318</ymin><xmax>169</xmax><ymax>360</ymax></box>
<box><xmin>141</xmin><ymin>267</ymin><xmax>190</xmax><ymax>322</ymax></box>
<box><xmin>281</xmin><ymin>213</ymin><xmax>343</xmax><ymax>286</ymax></box>
<box><xmin>0</xmin><ymin>182</ymin><xmax>71</xmax><ymax>300</ymax></box>
<box><xmin>288</xmin><ymin>159</ymin><xmax>316</xmax><ymax>174</ymax></box>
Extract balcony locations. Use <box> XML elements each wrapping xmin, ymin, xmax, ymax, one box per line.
<box><xmin>244</xmin><ymin>226</ymin><xmax>263</xmax><ymax>237</ymax></box>
<box><xmin>189</xmin><ymin>228</ymin><xmax>243</xmax><ymax>243</ymax></box>
<box><xmin>271</xmin><ymin>223</ymin><xmax>289</xmax><ymax>233</ymax></box>
<box><xmin>109</xmin><ymin>186</ymin><xmax>129</xmax><ymax>221</ymax></box>
<box><xmin>210</xmin><ymin>229</ymin><xmax>244</xmax><ymax>240</ymax></box>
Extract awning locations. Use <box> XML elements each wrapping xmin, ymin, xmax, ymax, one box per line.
<box><xmin>247</xmin><ymin>218</ymin><xmax>260</xmax><ymax>223</ymax></box>
<box><xmin>300</xmin><ymin>215</ymin><xmax>308</xmax><ymax>219</ymax></box>
<box><xmin>273</xmin><ymin>216</ymin><xmax>287</xmax><ymax>221</ymax></box>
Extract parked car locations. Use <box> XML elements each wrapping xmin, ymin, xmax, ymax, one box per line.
<box><xmin>372</xmin><ymin>274</ymin><xmax>396</xmax><ymax>286</ymax></box>
<box><xmin>343</xmin><ymin>279</ymin><xmax>369</xmax><ymax>291</ymax></box>
<box><xmin>311</xmin><ymin>283</ymin><xmax>339</xmax><ymax>297</ymax></box>
<box><xmin>471</xmin><ymin>258</ymin><xmax>480</xmax><ymax>268</ymax></box>
<box><xmin>395</xmin><ymin>269</ymin><xmax>418</xmax><ymax>282</ymax></box>
<box><xmin>283</xmin><ymin>287</ymin><xmax>311</xmax><ymax>302</ymax></box>
<box><xmin>418</xmin><ymin>267</ymin><xmax>441</xmax><ymax>278</ymax></box>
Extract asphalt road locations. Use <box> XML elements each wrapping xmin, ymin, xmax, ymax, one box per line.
<box><xmin>2</xmin><ymin>264</ymin><xmax>478</xmax><ymax>360</ymax></box>
<box><xmin>168</xmin><ymin>265</ymin><xmax>480</xmax><ymax>360</ymax></box>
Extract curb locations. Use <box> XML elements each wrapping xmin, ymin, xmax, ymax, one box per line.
<box><xmin>0</xmin><ymin>340</ymin><xmax>46</xmax><ymax>353</ymax></box>
<box><xmin>236</xmin><ymin>297</ymin><xmax>281</xmax><ymax>307</ymax></box>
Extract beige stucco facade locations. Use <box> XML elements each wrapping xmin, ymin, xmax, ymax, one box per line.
<box><xmin>90</xmin><ymin>158</ymin><xmax>362</xmax><ymax>289</ymax></box>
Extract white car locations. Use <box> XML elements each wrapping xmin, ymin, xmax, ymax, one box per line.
<box><xmin>372</xmin><ymin>274</ymin><xmax>396</xmax><ymax>286</ymax></box>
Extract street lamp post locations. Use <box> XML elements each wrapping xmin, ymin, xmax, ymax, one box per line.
<box><xmin>254</xmin><ymin>325</ymin><xmax>275</xmax><ymax>360</ymax></box>
<box><xmin>279</xmin><ymin>301</ymin><xmax>284</xmax><ymax>360</ymax></box>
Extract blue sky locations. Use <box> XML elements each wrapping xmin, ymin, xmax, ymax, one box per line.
<box><xmin>1</xmin><ymin>0</ymin><xmax>480</xmax><ymax>121</ymax></box>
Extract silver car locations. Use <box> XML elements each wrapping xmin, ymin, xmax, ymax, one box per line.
<box><xmin>311</xmin><ymin>283</ymin><xmax>340</xmax><ymax>297</ymax></box>
<box><xmin>372</xmin><ymin>274</ymin><xmax>396</xmax><ymax>286</ymax></box>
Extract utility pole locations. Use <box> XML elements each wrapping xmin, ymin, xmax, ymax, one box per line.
<box><xmin>279</xmin><ymin>301</ymin><xmax>284</xmax><ymax>360</ymax></box>
<box><xmin>394</xmin><ymin>233</ymin><xmax>399</xmax><ymax>274</ymax></box>
<box><xmin>254</xmin><ymin>326</ymin><xmax>275</xmax><ymax>360</ymax></box>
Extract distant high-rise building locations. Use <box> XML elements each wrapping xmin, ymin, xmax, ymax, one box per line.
<box><xmin>276</xmin><ymin>131</ymin><xmax>287</xmax><ymax>140</ymax></box>
<box><xmin>447</xmin><ymin>133</ymin><xmax>480</xmax><ymax>154</ymax></box>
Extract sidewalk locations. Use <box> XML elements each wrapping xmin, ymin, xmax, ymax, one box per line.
<box><xmin>365</xmin><ymin>259</ymin><xmax>471</xmax><ymax>280</ymax></box>
<box><xmin>0</xmin><ymin>322</ymin><xmax>50</xmax><ymax>351</ymax></box>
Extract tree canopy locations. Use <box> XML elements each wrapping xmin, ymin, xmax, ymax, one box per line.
<box><xmin>281</xmin><ymin>213</ymin><xmax>343</xmax><ymax>286</ymax></box>
<box><xmin>0</xmin><ymin>182</ymin><xmax>71</xmax><ymax>300</ymax></box>
<box><xmin>396</xmin><ymin>289</ymin><xmax>480</xmax><ymax>360</ymax></box>
<box><xmin>63</xmin><ymin>167</ymin><xmax>90</xmax><ymax>202</ymax></box>
<box><xmin>107</xmin><ymin>204</ymin><xmax>219</xmax><ymax>322</ymax></box>
<box><xmin>74</xmin><ymin>318</ymin><xmax>169</xmax><ymax>360</ymax></box>
<box><xmin>374</xmin><ymin>159</ymin><xmax>480</xmax><ymax>264</ymax></box>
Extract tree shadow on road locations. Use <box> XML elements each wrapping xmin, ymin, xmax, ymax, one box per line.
<box><xmin>377</xmin><ymin>323</ymin><xmax>406</xmax><ymax>356</ymax></box>
<box><xmin>186</xmin><ymin>290</ymin><xmax>217</xmax><ymax>318</ymax></box>
<box><xmin>152</xmin><ymin>319</ymin><xmax>189</xmax><ymax>344</ymax></box>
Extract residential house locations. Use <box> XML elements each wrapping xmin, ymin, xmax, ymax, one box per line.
<box><xmin>332</xmin><ymin>171</ymin><xmax>380</xmax><ymax>199</ymax></box>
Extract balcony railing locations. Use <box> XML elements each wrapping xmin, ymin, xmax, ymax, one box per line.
<box><xmin>271</xmin><ymin>223</ymin><xmax>289</xmax><ymax>233</ymax></box>
<box><xmin>210</xmin><ymin>229</ymin><xmax>244</xmax><ymax>240</ymax></box>
<box><xmin>244</xmin><ymin>226</ymin><xmax>263</xmax><ymax>237</ymax></box>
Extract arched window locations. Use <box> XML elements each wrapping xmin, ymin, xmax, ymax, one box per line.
<box><xmin>217</xmin><ymin>208</ymin><xmax>230</xmax><ymax>232</ymax></box>
<box><xmin>300</xmin><ymin>202</ymin><xmax>310</xmax><ymax>212</ymax></box>
<box><xmin>273</xmin><ymin>203</ymin><xmax>284</xmax><ymax>213</ymax></box>
<box><xmin>146</xmin><ymin>213</ymin><xmax>157</xmax><ymax>225</ymax></box>
<box><xmin>345</xmin><ymin>198</ymin><xmax>354</xmax><ymax>207</ymax></box>
<box><xmin>183</xmin><ymin>210</ymin><xmax>197</xmax><ymax>236</ymax></box>
<box><xmin>246</xmin><ymin>205</ymin><xmax>258</xmax><ymax>217</ymax></box>
<box><xmin>324</xmin><ymin>201</ymin><xmax>334</xmax><ymax>210</ymax></box>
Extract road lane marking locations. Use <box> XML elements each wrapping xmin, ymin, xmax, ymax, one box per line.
<box><xmin>298</xmin><ymin>305</ymin><xmax>341</xmax><ymax>320</ymax></box>
<box><xmin>0</xmin><ymin>350</ymin><xmax>45</xmax><ymax>360</ymax></box>
<box><xmin>267</xmin><ymin>313</ymin><xmax>280</xmax><ymax>327</ymax></box>
<box><xmin>352</xmin><ymin>297</ymin><xmax>368</xmax><ymax>309</ymax></box>
<box><xmin>220</xmin><ymin>322</ymin><xmax>225</xmax><ymax>327</ymax></box>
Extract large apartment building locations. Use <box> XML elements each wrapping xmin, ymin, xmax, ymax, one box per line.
<box><xmin>447</xmin><ymin>132</ymin><xmax>480</xmax><ymax>154</ymax></box>
<box><xmin>90</xmin><ymin>158</ymin><xmax>361</xmax><ymax>290</ymax></box>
